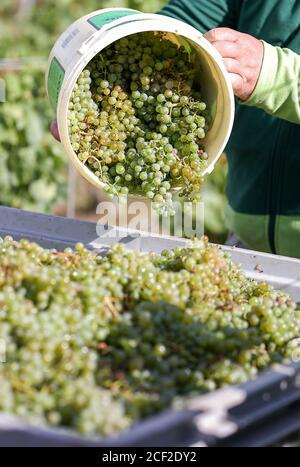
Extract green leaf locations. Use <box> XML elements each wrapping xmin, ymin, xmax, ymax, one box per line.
<box><xmin>29</xmin><ymin>179</ymin><xmax>57</xmax><ymax>203</ymax></box>
<box><xmin>178</xmin><ymin>37</ymin><xmax>192</xmax><ymax>58</ymax></box>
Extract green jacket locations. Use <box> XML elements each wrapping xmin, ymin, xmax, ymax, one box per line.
<box><xmin>161</xmin><ymin>0</ymin><xmax>300</xmax><ymax>258</ymax></box>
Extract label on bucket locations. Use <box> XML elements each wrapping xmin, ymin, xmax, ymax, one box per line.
<box><xmin>48</xmin><ymin>57</ymin><xmax>65</xmax><ymax>110</ymax></box>
<box><xmin>88</xmin><ymin>9</ymin><xmax>140</xmax><ymax>30</ymax></box>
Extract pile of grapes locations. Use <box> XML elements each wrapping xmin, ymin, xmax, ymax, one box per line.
<box><xmin>68</xmin><ymin>32</ymin><xmax>210</xmax><ymax>214</ymax></box>
<box><xmin>0</xmin><ymin>236</ymin><xmax>299</xmax><ymax>437</ymax></box>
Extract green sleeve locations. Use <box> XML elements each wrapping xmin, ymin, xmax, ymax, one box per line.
<box><xmin>243</xmin><ymin>41</ymin><xmax>300</xmax><ymax>124</ymax></box>
<box><xmin>159</xmin><ymin>0</ymin><xmax>239</xmax><ymax>32</ymax></box>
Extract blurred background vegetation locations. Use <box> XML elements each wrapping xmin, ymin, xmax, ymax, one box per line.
<box><xmin>0</xmin><ymin>0</ymin><xmax>228</xmax><ymax>243</ymax></box>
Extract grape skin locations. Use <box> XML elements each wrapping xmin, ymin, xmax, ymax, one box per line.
<box><xmin>68</xmin><ymin>33</ymin><xmax>210</xmax><ymax>214</ymax></box>
<box><xmin>0</xmin><ymin>236</ymin><xmax>299</xmax><ymax>436</ymax></box>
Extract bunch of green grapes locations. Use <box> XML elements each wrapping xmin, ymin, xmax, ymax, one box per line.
<box><xmin>0</xmin><ymin>236</ymin><xmax>299</xmax><ymax>437</ymax></box>
<box><xmin>68</xmin><ymin>32</ymin><xmax>210</xmax><ymax>214</ymax></box>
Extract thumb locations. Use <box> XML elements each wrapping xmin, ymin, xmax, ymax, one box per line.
<box><xmin>50</xmin><ymin>119</ymin><xmax>61</xmax><ymax>142</ymax></box>
<box><xmin>228</xmin><ymin>73</ymin><xmax>245</xmax><ymax>98</ymax></box>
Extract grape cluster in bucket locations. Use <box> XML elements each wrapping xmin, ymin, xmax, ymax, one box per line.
<box><xmin>68</xmin><ymin>32</ymin><xmax>210</xmax><ymax>214</ymax></box>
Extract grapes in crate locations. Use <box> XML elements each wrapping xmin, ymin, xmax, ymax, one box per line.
<box><xmin>0</xmin><ymin>236</ymin><xmax>300</xmax><ymax>436</ymax></box>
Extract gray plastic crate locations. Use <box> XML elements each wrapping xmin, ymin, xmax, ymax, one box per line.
<box><xmin>1</xmin><ymin>206</ymin><xmax>300</xmax><ymax>447</ymax></box>
<box><xmin>0</xmin><ymin>206</ymin><xmax>300</xmax><ymax>299</ymax></box>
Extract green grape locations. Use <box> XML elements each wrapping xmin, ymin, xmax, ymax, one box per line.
<box><xmin>68</xmin><ymin>32</ymin><xmax>212</xmax><ymax>213</ymax></box>
<box><xmin>0</xmin><ymin>236</ymin><xmax>299</xmax><ymax>437</ymax></box>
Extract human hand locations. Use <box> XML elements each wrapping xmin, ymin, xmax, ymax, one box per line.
<box><xmin>204</xmin><ymin>28</ymin><xmax>264</xmax><ymax>101</ymax></box>
<box><xmin>50</xmin><ymin>119</ymin><xmax>60</xmax><ymax>142</ymax></box>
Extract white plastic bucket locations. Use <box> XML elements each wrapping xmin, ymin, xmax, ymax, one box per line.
<box><xmin>46</xmin><ymin>8</ymin><xmax>235</xmax><ymax>192</ymax></box>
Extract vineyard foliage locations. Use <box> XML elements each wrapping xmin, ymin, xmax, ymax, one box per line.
<box><xmin>0</xmin><ymin>1</ymin><xmax>228</xmax><ymax>239</ymax></box>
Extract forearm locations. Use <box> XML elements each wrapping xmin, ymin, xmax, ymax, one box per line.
<box><xmin>243</xmin><ymin>41</ymin><xmax>300</xmax><ymax>124</ymax></box>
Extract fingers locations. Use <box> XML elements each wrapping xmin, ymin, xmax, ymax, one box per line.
<box><xmin>204</xmin><ymin>27</ymin><xmax>238</xmax><ymax>44</ymax></box>
<box><xmin>223</xmin><ymin>58</ymin><xmax>246</xmax><ymax>79</ymax></box>
<box><xmin>228</xmin><ymin>73</ymin><xmax>244</xmax><ymax>96</ymax></box>
<box><xmin>50</xmin><ymin>119</ymin><xmax>61</xmax><ymax>142</ymax></box>
<box><xmin>207</xmin><ymin>40</ymin><xmax>240</xmax><ymax>59</ymax></box>
<box><xmin>205</xmin><ymin>27</ymin><xmax>264</xmax><ymax>101</ymax></box>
